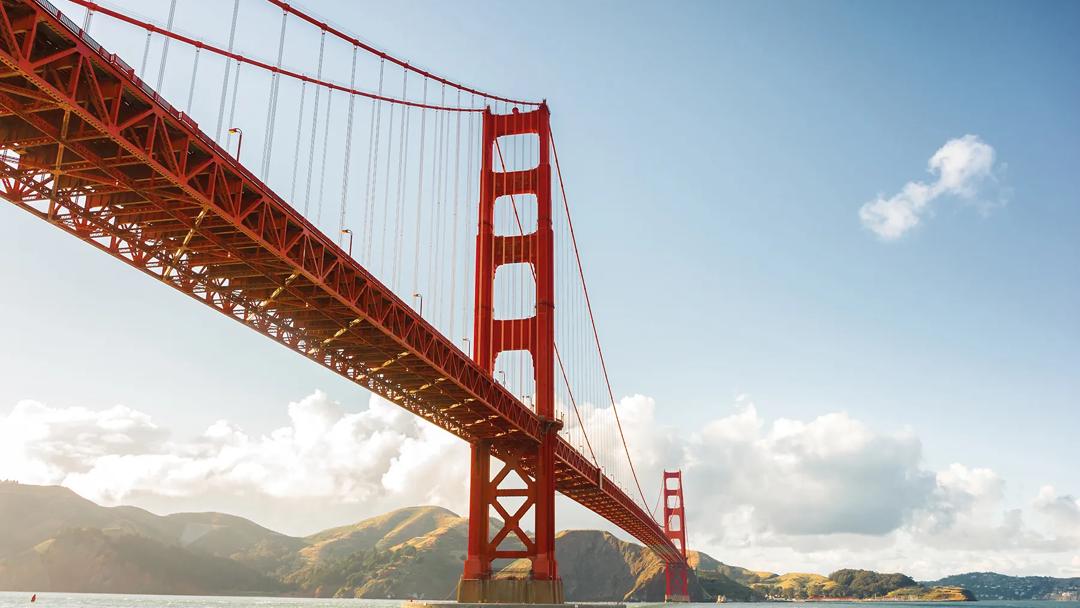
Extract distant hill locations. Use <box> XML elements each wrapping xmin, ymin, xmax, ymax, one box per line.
<box><xmin>0</xmin><ymin>481</ymin><xmax>306</xmax><ymax>580</ymax></box>
<box><xmin>693</xmin><ymin>555</ymin><xmax>775</xmax><ymax>586</ymax></box>
<box><xmin>501</xmin><ymin>531</ymin><xmax>756</xmax><ymax>600</ymax></box>
<box><xmin>745</xmin><ymin>568</ymin><xmax>973</xmax><ymax>601</ymax></box>
<box><xmin>926</xmin><ymin>572</ymin><xmax>1080</xmax><ymax>601</ymax></box>
<box><xmin>751</xmin><ymin>572</ymin><xmax>841</xmax><ymax>598</ymax></box>
<box><xmin>0</xmin><ymin>482</ymin><xmax>979</xmax><ymax>602</ymax></box>
<box><xmin>286</xmin><ymin>505</ymin><xmax>471</xmax><ymax>598</ymax></box>
<box><xmin>0</xmin><ymin>527</ymin><xmax>283</xmax><ymax>595</ymax></box>
<box><xmin>0</xmin><ymin>483</ymin><xmax>755</xmax><ymax>601</ymax></box>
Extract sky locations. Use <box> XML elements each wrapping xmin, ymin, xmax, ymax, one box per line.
<box><xmin>1</xmin><ymin>0</ymin><xmax>1079</xmax><ymax>580</ymax></box>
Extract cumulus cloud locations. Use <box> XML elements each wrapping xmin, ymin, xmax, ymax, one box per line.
<box><xmin>859</xmin><ymin>135</ymin><xmax>999</xmax><ymax>240</ymax></box>
<box><xmin>0</xmin><ymin>401</ymin><xmax>166</xmax><ymax>485</ymax></box>
<box><xmin>3</xmin><ymin>391</ymin><xmax>1078</xmax><ymax>576</ymax></box>
<box><xmin>577</xmin><ymin>395</ymin><xmax>1078</xmax><ymax>577</ymax></box>
<box><xmin>689</xmin><ymin>406</ymin><xmax>933</xmax><ymax>537</ymax></box>
<box><xmin>1034</xmin><ymin>486</ymin><xmax>1080</xmax><ymax>534</ymax></box>
<box><xmin>0</xmin><ymin>392</ymin><xmax>467</xmax><ymax>533</ymax></box>
<box><xmin>902</xmin><ymin>465</ymin><xmax>1074</xmax><ymax>556</ymax></box>
<box><xmin>575</xmin><ymin>396</ymin><xmax>932</xmax><ymax>541</ymax></box>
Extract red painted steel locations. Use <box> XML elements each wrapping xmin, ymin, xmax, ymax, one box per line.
<box><xmin>260</xmin><ymin>0</ymin><xmax>541</xmax><ymax>107</ymax></box>
<box><xmin>66</xmin><ymin>0</ymin><xmax>480</xmax><ymax>113</ymax></box>
<box><xmin>463</xmin><ymin>107</ymin><xmax>559</xmax><ymax>585</ymax></box>
<box><xmin>663</xmin><ymin>470</ymin><xmax>690</xmax><ymax>602</ymax></box>
<box><xmin>0</xmin><ymin>0</ymin><xmax>688</xmax><ymax>593</ymax></box>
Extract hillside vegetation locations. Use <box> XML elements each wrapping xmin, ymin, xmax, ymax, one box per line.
<box><xmin>1</xmin><ymin>482</ymin><xmax>982</xmax><ymax>601</ymax></box>
<box><xmin>746</xmin><ymin>568</ymin><xmax>973</xmax><ymax>601</ymax></box>
<box><xmin>927</xmin><ymin>572</ymin><xmax>1080</xmax><ymax>601</ymax></box>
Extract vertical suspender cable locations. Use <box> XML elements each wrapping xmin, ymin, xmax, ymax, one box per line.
<box><xmin>443</xmin><ymin>91</ymin><xmax>455</xmax><ymax>331</ymax></box>
<box><xmin>138</xmin><ymin>30</ymin><xmax>152</xmax><ymax>77</ymax></box>
<box><xmin>214</xmin><ymin>0</ymin><xmax>241</xmax><ymax>143</ymax></box>
<box><xmin>289</xmin><ymin>81</ymin><xmax>308</xmax><ymax>201</ymax></box>
<box><xmin>185</xmin><ymin>47</ymin><xmax>200</xmax><ymax>114</ymax></box>
<box><xmin>337</xmin><ymin>46</ymin><xmax>359</xmax><ymax>246</ymax></box>
<box><xmin>460</xmin><ymin>96</ymin><xmax>475</xmax><ymax>344</ymax></box>
<box><xmin>155</xmin><ymin>0</ymin><xmax>178</xmax><ymax>91</ymax></box>
<box><xmin>361</xmin><ymin>68</ymin><xmax>379</xmax><ymax>247</ymax></box>
<box><xmin>426</xmin><ymin>87</ymin><xmax>444</xmax><ymax>323</ymax></box>
<box><xmin>411</xmin><ymin>80</ymin><xmax>428</xmax><ymax>300</ymax></box>
<box><xmin>390</xmin><ymin>71</ymin><xmax>409</xmax><ymax>289</ymax></box>
<box><xmin>380</xmin><ymin>84</ymin><xmax>397</xmax><ymax>278</ymax></box>
<box><xmin>302</xmin><ymin>33</ymin><xmax>326</xmax><ymax>216</ymax></box>
<box><xmin>261</xmin><ymin>10</ymin><xmax>289</xmax><ymax>180</ymax></box>
<box><xmin>226</xmin><ymin>64</ymin><xmax>241</xmax><ymax>146</ymax></box>
<box><xmin>363</xmin><ymin>60</ymin><xmax>386</xmax><ymax>261</ymax></box>
<box><xmin>315</xmin><ymin>89</ymin><xmax>334</xmax><ymax>224</ymax></box>
<box><xmin>448</xmin><ymin>90</ymin><xmax>462</xmax><ymax>342</ymax></box>
<box><xmin>80</xmin><ymin>7</ymin><xmax>93</xmax><ymax>32</ymax></box>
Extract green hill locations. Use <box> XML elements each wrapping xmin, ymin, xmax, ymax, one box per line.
<box><xmin>926</xmin><ymin>572</ymin><xmax>1080</xmax><ymax>600</ymax></box>
<box><xmin>0</xmin><ymin>527</ymin><xmax>282</xmax><ymax>595</ymax></box>
<box><xmin>287</xmin><ymin>506</ymin><xmax>470</xmax><ymax>599</ymax></box>
<box><xmin>0</xmin><ymin>482</ymin><xmax>306</xmax><ymax>579</ymax></box>
<box><xmin>748</xmin><ymin>568</ymin><xmax>973</xmax><ymax>601</ymax></box>
<box><xmin>0</xmin><ymin>482</ymin><xmax>977</xmax><ymax>602</ymax></box>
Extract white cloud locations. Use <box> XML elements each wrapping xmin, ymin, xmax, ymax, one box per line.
<box><xmin>2</xmin><ymin>391</ymin><xmax>1078</xmax><ymax>577</ymax></box>
<box><xmin>0</xmin><ymin>392</ymin><xmax>468</xmax><ymax>533</ymax></box>
<box><xmin>0</xmin><ymin>400</ymin><xmax>166</xmax><ymax>485</ymax></box>
<box><xmin>584</xmin><ymin>395</ymin><xmax>1079</xmax><ymax>577</ymax></box>
<box><xmin>859</xmin><ymin>134</ymin><xmax>998</xmax><ymax>240</ymax></box>
<box><xmin>1034</xmin><ymin>486</ymin><xmax>1080</xmax><ymax>534</ymax></box>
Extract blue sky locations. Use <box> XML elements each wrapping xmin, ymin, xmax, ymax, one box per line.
<box><xmin>1</xmin><ymin>0</ymin><xmax>1078</xmax><ymax>577</ymax></box>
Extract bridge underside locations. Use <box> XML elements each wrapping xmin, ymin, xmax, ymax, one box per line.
<box><xmin>0</xmin><ymin>0</ymin><xmax>686</xmax><ymax>595</ymax></box>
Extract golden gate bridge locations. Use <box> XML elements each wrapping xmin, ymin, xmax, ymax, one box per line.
<box><xmin>0</xmin><ymin>0</ymin><xmax>691</xmax><ymax>601</ymax></box>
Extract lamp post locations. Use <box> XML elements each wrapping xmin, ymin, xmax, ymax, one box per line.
<box><xmin>227</xmin><ymin>127</ymin><xmax>243</xmax><ymax>162</ymax></box>
<box><xmin>412</xmin><ymin>293</ymin><xmax>423</xmax><ymax>318</ymax></box>
<box><xmin>341</xmin><ymin>228</ymin><xmax>353</xmax><ymax>257</ymax></box>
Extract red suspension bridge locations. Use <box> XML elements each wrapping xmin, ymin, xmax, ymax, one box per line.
<box><xmin>0</xmin><ymin>0</ymin><xmax>691</xmax><ymax>602</ymax></box>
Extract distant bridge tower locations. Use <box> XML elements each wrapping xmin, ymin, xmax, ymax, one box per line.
<box><xmin>664</xmin><ymin>470</ymin><xmax>690</xmax><ymax>602</ymax></box>
<box><xmin>459</xmin><ymin>105</ymin><xmax>563</xmax><ymax>604</ymax></box>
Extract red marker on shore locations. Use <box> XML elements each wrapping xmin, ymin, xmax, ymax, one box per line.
<box><xmin>30</xmin><ymin>594</ymin><xmax>36</xmax><ymax>603</ymax></box>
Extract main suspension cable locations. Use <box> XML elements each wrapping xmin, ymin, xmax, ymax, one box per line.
<box><xmin>68</xmin><ymin>0</ymin><xmax>485</xmax><ymax>113</ymax></box>
<box><xmin>261</xmin><ymin>0</ymin><xmax>540</xmax><ymax>107</ymax></box>
<box><xmin>550</xmin><ymin>128</ymin><xmax>651</xmax><ymax>514</ymax></box>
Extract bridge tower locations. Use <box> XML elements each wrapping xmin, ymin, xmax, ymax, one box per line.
<box><xmin>459</xmin><ymin>105</ymin><xmax>563</xmax><ymax>604</ymax></box>
<box><xmin>663</xmin><ymin>470</ymin><xmax>690</xmax><ymax>602</ymax></box>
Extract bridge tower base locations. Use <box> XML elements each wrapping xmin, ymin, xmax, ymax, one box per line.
<box><xmin>456</xmin><ymin>578</ymin><xmax>564</xmax><ymax>604</ymax></box>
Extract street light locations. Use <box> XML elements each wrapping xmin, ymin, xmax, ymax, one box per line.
<box><xmin>461</xmin><ymin>336</ymin><xmax>470</xmax><ymax>354</ymax></box>
<box><xmin>412</xmin><ymin>292</ymin><xmax>423</xmax><ymax>318</ymax></box>
<box><xmin>341</xmin><ymin>228</ymin><xmax>353</xmax><ymax>257</ymax></box>
<box><xmin>227</xmin><ymin>127</ymin><xmax>243</xmax><ymax>161</ymax></box>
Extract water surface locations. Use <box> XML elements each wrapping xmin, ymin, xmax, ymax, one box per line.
<box><xmin>1</xmin><ymin>595</ymin><xmax>1077</xmax><ymax>608</ymax></box>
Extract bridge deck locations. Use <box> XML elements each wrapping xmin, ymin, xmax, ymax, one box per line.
<box><xmin>0</xmin><ymin>0</ymin><xmax>683</xmax><ymax>564</ymax></box>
